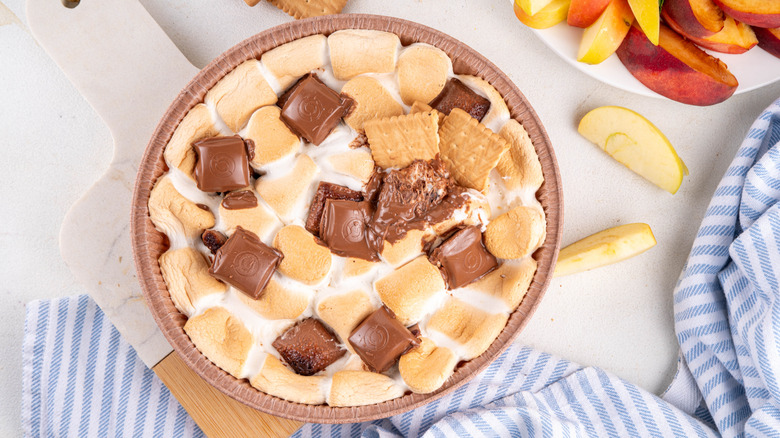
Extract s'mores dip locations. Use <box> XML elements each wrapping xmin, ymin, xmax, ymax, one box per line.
<box><xmin>148</xmin><ymin>30</ymin><xmax>546</xmax><ymax>407</ymax></box>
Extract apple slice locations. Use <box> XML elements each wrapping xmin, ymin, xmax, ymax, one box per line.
<box><xmin>662</xmin><ymin>0</ymin><xmax>725</xmax><ymax>38</ymax></box>
<box><xmin>518</xmin><ymin>0</ymin><xmax>555</xmax><ymax>17</ymax></box>
<box><xmin>514</xmin><ymin>0</ymin><xmax>571</xmax><ymax>29</ymax></box>
<box><xmin>554</xmin><ymin>223</ymin><xmax>657</xmax><ymax>277</ymax></box>
<box><xmin>577</xmin><ymin>0</ymin><xmax>635</xmax><ymax>64</ymax></box>
<box><xmin>578</xmin><ymin>105</ymin><xmax>686</xmax><ymax>194</ymax></box>
<box><xmin>713</xmin><ymin>0</ymin><xmax>780</xmax><ymax>29</ymax></box>
<box><xmin>666</xmin><ymin>14</ymin><xmax>757</xmax><ymax>53</ymax></box>
<box><xmin>628</xmin><ymin>0</ymin><xmax>661</xmax><ymax>44</ymax></box>
<box><xmin>616</xmin><ymin>24</ymin><xmax>738</xmax><ymax>105</ymax></box>
<box><xmin>754</xmin><ymin>26</ymin><xmax>780</xmax><ymax>58</ymax></box>
<box><xmin>567</xmin><ymin>0</ymin><xmax>610</xmax><ymax>28</ymax></box>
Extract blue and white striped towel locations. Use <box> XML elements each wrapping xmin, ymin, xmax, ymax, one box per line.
<box><xmin>22</xmin><ymin>97</ymin><xmax>780</xmax><ymax>437</ymax></box>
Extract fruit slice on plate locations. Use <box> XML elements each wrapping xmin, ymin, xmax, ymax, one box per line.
<box><xmin>518</xmin><ymin>0</ymin><xmax>555</xmax><ymax>17</ymax></box>
<box><xmin>665</xmin><ymin>15</ymin><xmax>757</xmax><ymax>54</ymax></box>
<box><xmin>578</xmin><ymin>106</ymin><xmax>686</xmax><ymax>194</ymax></box>
<box><xmin>554</xmin><ymin>223</ymin><xmax>657</xmax><ymax>277</ymax></box>
<box><xmin>567</xmin><ymin>0</ymin><xmax>610</xmax><ymax>28</ymax></box>
<box><xmin>754</xmin><ymin>26</ymin><xmax>780</xmax><ymax>58</ymax></box>
<box><xmin>514</xmin><ymin>0</ymin><xmax>572</xmax><ymax>29</ymax></box>
<box><xmin>713</xmin><ymin>0</ymin><xmax>780</xmax><ymax>29</ymax></box>
<box><xmin>662</xmin><ymin>0</ymin><xmax>725</xmax><ymax>38</ymax></box>
<box><xmin>627</xmin><ymin>0</ymin><xmax>660</xmax><ymax>44</ymax></box>
<box><xmin>616</xmin><ymin>24</ymin><xmax>739</xmax><ymax>106</ymax></box>
<box><xmin>577</xmin><ymin>0</ymin><xmax>635</xmax><ymax>64</ymax></box>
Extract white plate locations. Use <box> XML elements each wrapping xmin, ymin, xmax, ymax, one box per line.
<box><xmin>532</xmin><ymin>23</ymin><xmax>780</xmax><ymax>99</ymax></box>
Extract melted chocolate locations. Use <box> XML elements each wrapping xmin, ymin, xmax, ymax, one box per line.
<box><xmin>193</xmin><ymin>136</ymin><xmax>251</xmax><ymax>193</ymax></box>
<box><xmin>209</xmin><ymin>227</ymin><xmax>283</xmax><ymax>299</ymax></box>
<box><xmin>272</xmin><ymin>318</ymin><xmax>346</xmax><ymax>376</ymax></box>
<box><xmin>428</xmin><ymin>225</ymin><xmax>497</xmax><ymax>289</ymax></box>
<box><xmin>201</xmin><ymin>230</ymin><xmax>227</xmax><ymax>254</ymax></box>
<box><xmin>280</xmin><ymin>74</ymin><xmax>353</xmax><ymax>145</ymax></box>
<box><xmin>222</xmin><ymin>190</ymin><xmax>258</xmax><ymax>210</ymax></box>
<box><xmin>429</xmin><ymin>78</ymin><xmax>491</xmax><ymax>122</ymax></box>
<box><xmin>349</xmin><ymin>307</ymin><xmax>418</xmax><ymax>373</ymax></box>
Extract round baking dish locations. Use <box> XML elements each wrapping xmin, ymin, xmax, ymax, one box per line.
<box><xmin>131</xmin><ymin>14</ymin><xmax>562</xmax><ymax>423</ymax></box>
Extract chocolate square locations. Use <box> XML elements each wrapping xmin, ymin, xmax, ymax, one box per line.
<box><xmin>305</xmin><ymin>182</ymin><xmax>364</xmax><ymax>237</ymax></box>
<box><xmin>428</xmin><ymin>225</ymin><xmax>497</xmax><ymax>289</ymax></box>
<box><xmin>221</xmin><ymin>190</ymin><xmax>258</xmax><ymax>210</ymax></box>
<box><xmin>272</xmin><ymin>318</ymin><xmax>346</xmax><ymax>376</ymax></box>
<box><xmin>349</xmin><ymin>306</ymin><xmax>419</xmax><ymax>373</ymax></box>
<box><xmin>280</xmin><ymin>74</ymin><xmax>353</xmax><ymax>145</ymax></box>
<box><xmin>209</xmin><ymin>227</ymin><xmax>283</xmax><ymax>299</ymax></box>
<box><xmin>429</xmin><ymin>78</ymin><xmax>491</xmax><ymax>122</ymax></box>
<box><xmin>320</xmin><ymin>199</ymin><xmax>379</xmax><ymax>261</ymax></box>
<box><xmin>193</xmin><ymin>135</ymin><xmax>251</xmax><ymax>192</ymax></box>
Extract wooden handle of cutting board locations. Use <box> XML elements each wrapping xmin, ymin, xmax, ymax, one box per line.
<box><xmin>155</xmin><ymin>353</ymin><xmax>303</xmax><ymax>437</ymax></box>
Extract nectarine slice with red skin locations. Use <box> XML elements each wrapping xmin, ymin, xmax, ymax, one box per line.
<box><xmin>713</xmin><ymin>0</ymin><xmax>780</xmax><ymax>28</ymax></box>
<box><xmin>616</xmin><ymin>24</ymin><xmax>738</xmax><ymax>106</ymax></box>
<box><xmin>664</xmin><ymin>13</ymin><xmax>757</xmax><ymax>53</ymax></box>
<box><xmin>567</xmin><ymin>0</ymin><xmax>610</xmax><ymax>28</ymax></box>
<box><xmin>754</xmin><ymin>27</ymin><xmax>780</xmax><ymax>58</ymax></box>
<box><xmin>662</xmin><ymin>0</ymin><xmax>725</xmax><ymax>38</ymax></box>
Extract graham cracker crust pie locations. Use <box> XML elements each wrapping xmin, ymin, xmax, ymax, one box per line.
<box><xmin>147</xmin><ymin>29</ymin><xmax>546</xmax><ymax>407</ymax></box>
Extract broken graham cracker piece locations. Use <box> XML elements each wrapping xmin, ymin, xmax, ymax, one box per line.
<box><xmin>163</xmin><ymin>103</ymin><xmax>219</xmax><ymax>180</ymax></box>
<box><xmin>255</xmin><ymin>154</ymin><xmax>319</xmax><ymax>222</ymax></box>
<box><xmin>244</xmin><ymin>106</ymin><xmax>300</xmax><ymax>167</ymax></box>
<box><xmin>410</xmin><ymin>101</ymin><xmax>446</xmax><ymax>129</ymax></box>
<box><xmin>399</xmin><ymin>337</ymin><xmax>458</xmax><ymax>394</ymax></box>
<box><xmin>184</xmin><ymin>307</ymin><xmax>253</xmax><ymax>378</ymax></box>
<box><xmin>364</xmin><ymin>112</ymin><xmax>440</xmax><ymax>169</ymax></box>
<box><xmin>497</xmin><ymin>119</ymin><xmax>544</xmax><ymax>192</ymax></box>
<box><xmin>235</xmin><ymin>278</ymin><xmax>309</xmax><ymax>320</ymax></box>
<box><xmin>260</xmin><ymin>35</ymin><xmax>327</xmax><ymax>90</ymax></box>
<box><xmin>159</xmin><ymin>247</ymin><xmax>227</xmax><ymax>316</ymax></box>
<box><xmin>397</xmin><ymin>44</ymin><xmax>451</xmax><ymax>106</ymax></box>
<box><xmin>438</xmin><ymin>108</ymin><xmax>510</xmax><ymax>191</ymax></box>
<box><xmin>250</xmin><ymin>355</ymin><xmax>326</xmax><ymax>405</ymax></box>
<box><xmin>341</xmin><ymin>76</ymin><xmax>404</xmax><ymax>132</ymax></box>
<box><xmin>427</xmin><ymin>297</ymin><xmax>508</xmax><ymax>360</ymax></box>
<box><xmin>149</xmin><ymin>175</ymin><xmax>215</xmax><ymax>240</ymax></box>
<box><xmin>267</xmin><ymin>0</ymin><xmax>348</xmax><ymax>19</ymax></box>
<box><xmin>469</xmin><ymin>257</ymin><xmax>537</xmax><ymax>311</ymax></box>
<box><xmin>329</xmin><ymin>371</ymin><xmax>404</xmax><ymax>407</ymax></box>
<box><xmin>375</xmin><ymin>256</ymin><xmax>445</xmax><ymax>325</ymax></box>
<box><xmin>317</xmin><ymin>290</ymin><xmax>375</xmax><ymax>345</ymax></box>
<box><xmin>484</xmin><ymin>206</ymin><xmax>546</xmax><ymax>259</ymax></box>
<box><xmin>273</xmin><ymin>225</ymin><xmax>332</xmax><ymax>285</ymax></box>
<box><xmin>205</xmin><ymin>60</ymin><xmax>277</xmax><ymax>132</ymax></box>
<box><xmin>328</xmin><ymin>30</ymin><xmax>400</xmax><ymax>80</ymax></box>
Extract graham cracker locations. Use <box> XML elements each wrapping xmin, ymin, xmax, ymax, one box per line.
<box><xmin>364</xmin><ymin>111</ymin><xmax>440</xmax><ymax>169</ymax></box>
<box><xmin>267</xmin><ymin>0</ymin><xmax>348</xmax><ymax>19</ymax></box>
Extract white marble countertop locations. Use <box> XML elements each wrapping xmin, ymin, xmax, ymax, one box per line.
<box><xmin>2</xmin><ymin>0</ymin><xmax>779</xmax><ymax>434</ymax></box>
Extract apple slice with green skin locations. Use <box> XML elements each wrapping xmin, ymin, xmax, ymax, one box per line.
<box><xmin>555</xmin><ymin>223</ymin><xmax>657</xmax><ymax>277</ymax></box>
<box><xmin>577</xmin><ymin>0</ymin><xmax>635</xmax><ymax>64</ymax></box>
<box><xmin>662</xmin><ymin>0</ymin><xmax>725</xmax><ymax>38</ymax></box>
<box><xmin>713</xmin><ymin>0</ymin><xmax>780</xmax><ymax>29</ymax></box>
<box><xmin>627</xmin><ymin>0</ymin><xmax>661</xmax><ymax>44</ymax></box>
<box><xmin>665</xmin><ymin>14</ymin><xmax>757</xmax><ymax>53</ymax></box>
<box><xmin>578</xmin><ymin>106</ymin><xmax>686</xmax><ymax>194</ymax></box>
<box><xmin>567</xmin><ymin>0</ymin><xmax>610</xmax><ymax>28</ymax></box>
<box><xmin>754</xmin><ymin>26</ymin><xmax>780</xmax><ymax>58</ymax></box>
<box><xmin>616</xmin><ymin>24</ymin><xmax>738</xmax><ymax>106</ymax></box>
<box><xmin>518</xmin><ymin>0</ymin><xmax>555</xmax><ymax>17</ymax></box>
<box><xmin>514</xmin><ymin>0</ymin><xmax>571</xmax><ymax>29</ymax></box>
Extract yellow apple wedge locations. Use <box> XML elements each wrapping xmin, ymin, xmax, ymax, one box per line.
<box><xmin>518</xmin><ymin>0</ymin><xmax>555</xmax><ymax>17</ymax></box>
<box><xmin>554</xmin><ymin>223</ymin><xmax>657</xmax><ymax>277</ymax></box>
<box><xmin>627</xmin><ymin>0</ymin><xmax>661</xmax><ymax>45</ymax></box>
<box><xmin>577</xmin><ymin>0</ymin><xmax>635</xmax><ymax>64</ymax></box>
<box><xmin>514</xmin><ymin>0</ymin><xmax>571</xmax><ymax>29</ymax></box>
<box><xmin>578</xmin><ymin>106</ymin><xmax>686</xmax><ymax>194</ymax></box>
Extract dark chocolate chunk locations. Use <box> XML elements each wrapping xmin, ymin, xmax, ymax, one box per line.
<box><xmin>280</xmin><ymin>74</ymin><xmax>353</xmax><ymax>145</ymax></box>
<box><xmin>305</xmin><ymin>182</ymin><xmax>364</xmax><ymax>237</ymax></box>
<box><xmin>428</xmin><ymin>225</ymin><xmax>497</xmax><ymax>289</ymax></box>
<box><xmin>209</xmin><ymin>226</ymin><xmax>283</xmax><ymax>299</ymax></box>
<box><xmin>349</xmin><ymin>307</ymin><xmax>418</xmax><ymax>373</ymax></box>
<box><xmin>272</xmin><ymin>318</ymin><xmax>346</xmax><ymax>376</ymax></box>
<box><xmin>222</xmin><ymin>190</ymin><xmax>258</xmax><ymax>210</ymax></box>
<box><xmin>193</xmin><ymin>136</ymin><xmax>251</xmax><ymax>192</ymax></box>
<box><xmin>320</xmin><ymin>199</ymin><xmax>379</xmax><ymax>261</ymax></box>
<box><xmin>429</xmin><ymin>78</ymin><xmax>491</xmax><ymax>122</ymax></box>
<box><xmin>201</xmin><ymin>230</ymin><xmax>228</xmax><ymax>254</ymax></box>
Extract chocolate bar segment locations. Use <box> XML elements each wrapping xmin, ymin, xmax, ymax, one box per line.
<box><xmin>222</xmin><ymin>190</ymin><xmax>258</xmax><ymax>210</ymax></box>
<box><xmin>193</xmin><ymin>136</ymin><xmax>251</xmax><ymax>192</ymax></box>
<box><xmin>272</xmin><ymin>318</ymin><xmax>346</xmax><ymax>376</ymax></box>
<box><xmin>280</xmin><ymin>74</ymin><xmax>353</xmax><ymax>145</ymax></box>
<box><xmin>429</xmin><ymin>78</ymin><xmax>490</xmax><ymax>122</ymax></box>
<box><xmin>428</xmin><ymin>225</ymin><xmax>497</xmax><ymax>289</ymax></box>
<box><xmin>209</xmin><ymin>226</ymin><xmax>283</xmax><ymax>299</ymax></box>
<box><xmin>349</xmin><ymin>306</ymin><xmax>418</xmax><ymax>373</ymax></box>
<box><xmin>305</xmin><ymin>182</ymin><xmax>363</xmax><ymax>237</ymax></box>
<box><xmin>320</xmin><ymin>199</ymin><xmax>379</xmax><ymax>261</ymax></box>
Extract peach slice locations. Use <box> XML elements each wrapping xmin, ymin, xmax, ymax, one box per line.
<box><xmin>616</xmin><ymin>24</ymin><xmax>738</xmax><ymax>105</ymax></box>
<box><xmin>577</xmin><ymin>0</ymin><xmax>635</xmax><ymax>64</ymax></box>
<box><xmin>712</xmin><ymin>0</ymin><xmax>780</xmax><ymax>28</ymax></box>
<box><xmin>567</xmin><ymin>0</ymin><xmax>610</xmax><ymax>28</ymax></box>
<box><xmin>662</xmin><ymin>0</ymin><xmax>725</xmax><ymax>38</ymax></box>
<box><xmin>518</xmin><ymin>0</ymin><xmax>555</xmax><ymax>17</ymax></box>
<box><xmin>514</xmin><ymin>0</ymin><xmax>571</xmax><ymax>29</ymax></box>
<box><xmin>628</xmin><ymin>0</ymin><xmax>661</xmax><ymax>45</ymax></box>
<box><xmin>666</xmin><ymin>14</ymin><xmax>757</xmax><ymax>53</ymax></box>
<box><xmin>754</xmin><ymin>26</ymin><xmax>780</xmax><ymax>58</ymax></box>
